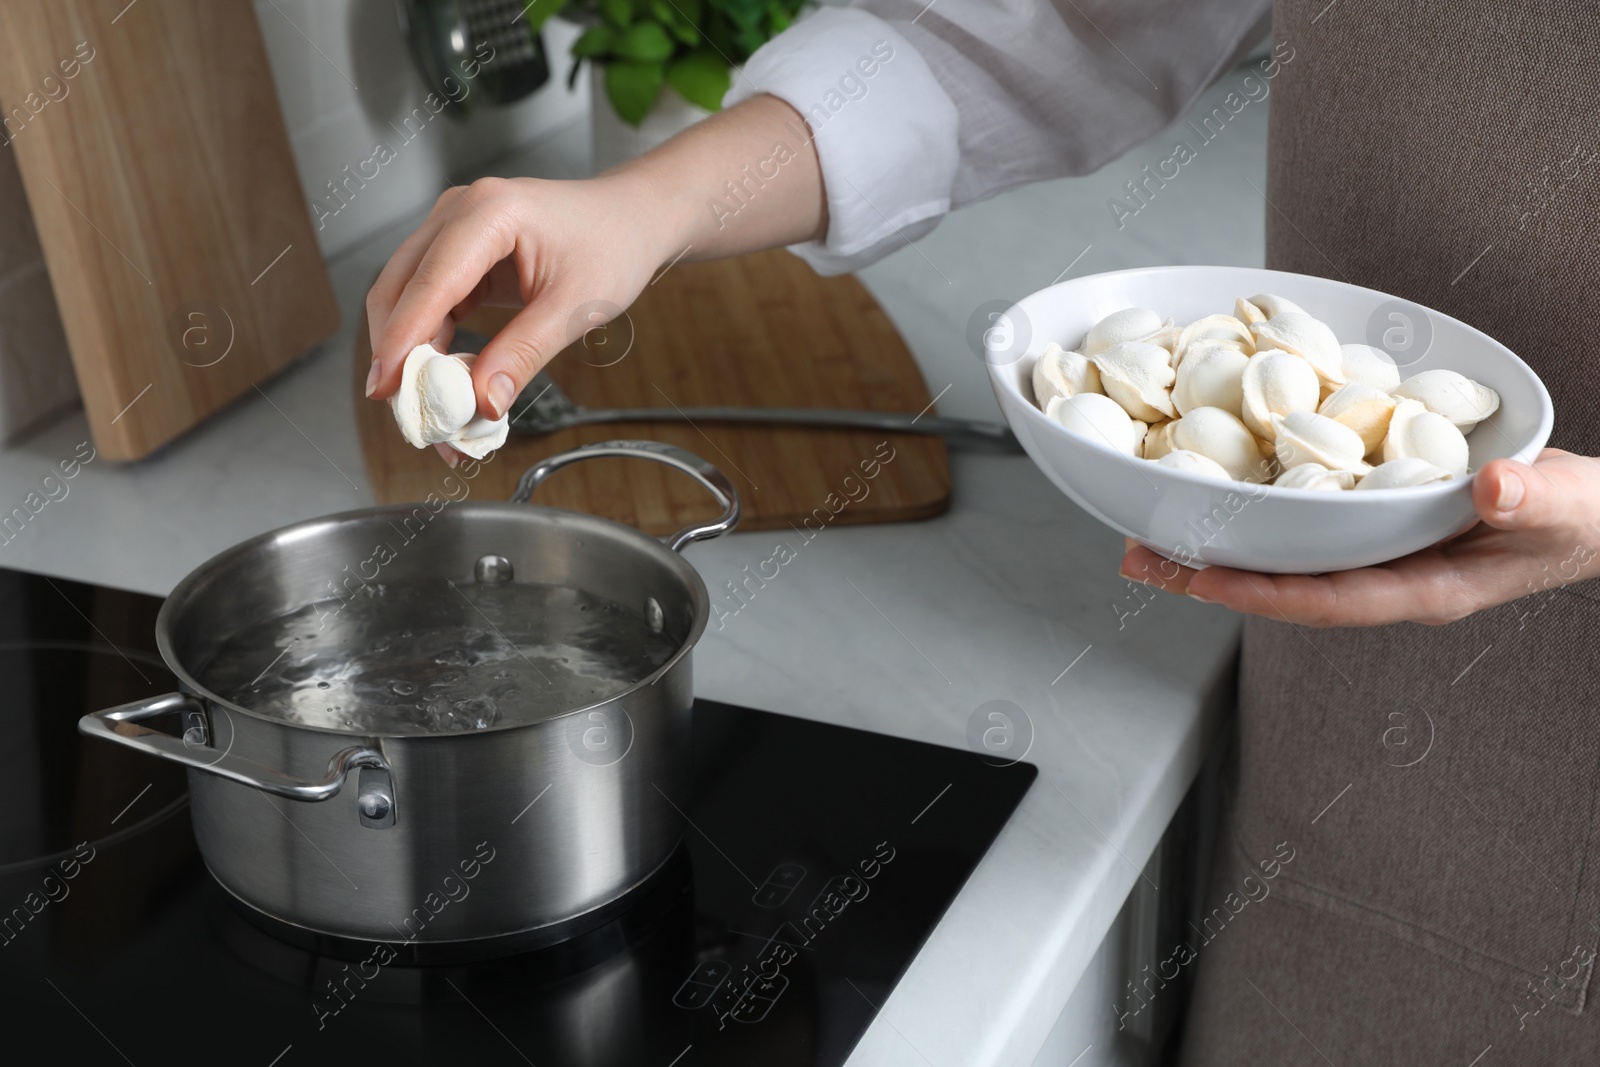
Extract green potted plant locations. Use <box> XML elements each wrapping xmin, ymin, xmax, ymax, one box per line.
<box><xmin>530</xmin><ymin>0</ymin><xmax>810</xmax><ymax>163</ymax></box>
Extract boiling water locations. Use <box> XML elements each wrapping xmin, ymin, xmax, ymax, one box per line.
<box><xmin>199</xmin><ymin>578</ymin><xmax>680</xmax><ymax>734</ymax></box>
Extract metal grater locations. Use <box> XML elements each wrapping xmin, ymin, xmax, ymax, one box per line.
<box><xmin>395</xmin><ymin>0</ymin><xmax>552</xmax><ymax>116</ymax></box>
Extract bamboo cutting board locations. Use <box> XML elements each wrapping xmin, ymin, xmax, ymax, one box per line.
<box><xmin>354</xmin><ymin>250</ymin><xmax>952</xmax><ymax>534</ymax></box>
<box><xmin>0</xmin><ymin>0</ymin><xmax>339</xmax><ymax>460</ymax></box>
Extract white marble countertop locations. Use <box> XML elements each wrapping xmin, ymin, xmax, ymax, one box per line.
<box><xmin>0</xmin><ymin>73</ymin><xmax>1268</xmax><ymax>1066</ymax></box>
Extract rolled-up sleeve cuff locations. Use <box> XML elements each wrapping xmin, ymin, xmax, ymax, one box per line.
<box><xmin>724</xmin><ymin>7</ymin><xmax>958</xmax><ymax>275</ymax></box>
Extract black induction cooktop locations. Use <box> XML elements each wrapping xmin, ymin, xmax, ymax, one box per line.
<box><xmin>0</xmin><ymin>567</ymin><xmax>1034</xmax><ymax>1066</ymax></box>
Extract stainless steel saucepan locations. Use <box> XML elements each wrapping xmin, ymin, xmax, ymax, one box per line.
<box><xmin>79</xmin><ymin>440</ymin><xmax>738</xmax><ymax>954</ymax></box>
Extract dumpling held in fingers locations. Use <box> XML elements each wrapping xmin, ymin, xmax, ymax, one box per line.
<box><xmin>390</xmin><ymin>343</ymin><xmax>510</xmax><ymax>459</ymax></box>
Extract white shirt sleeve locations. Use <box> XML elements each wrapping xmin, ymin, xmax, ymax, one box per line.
<box><xmin>724</xmin><ymin>8</ymin><xmax>959</xmax><ymax>276</ymax></box>
<box><xmin>725</xmin><ymin>0</ymin><xmax>1270</xmax><ymax>276</ymax></box>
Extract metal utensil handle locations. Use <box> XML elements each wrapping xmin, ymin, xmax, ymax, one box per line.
<box><xmin>79</xmin><ymin>692</ymin><xmax>388</xmax><ymax>804</ymax></box>
<box><xmin>543</xmin><ymin>405</ymin><xmax>1017</xmax><ymax>447</ymax></box>
<box><xmin>510</xmin><ymin>440</ymin><xmax>741</xmax><ymax>552</ymax></box>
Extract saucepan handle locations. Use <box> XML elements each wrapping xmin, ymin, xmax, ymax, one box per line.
<box><xmin>79</xmin><ymin>692</ymin><xmax>396</xmax><ymax>826</ymax></box>
<box><xmin>510</xmin><ymin>439</ymin><xmax>742</xmax><ymax>552</ymax></box>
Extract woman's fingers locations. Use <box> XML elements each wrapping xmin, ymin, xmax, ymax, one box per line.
<box><xmin>1189</xmin><ymin>565</ymin><xmax>1378</xmax><ymax>626</ymax></box>
<box><xmin>364</xmin><ymin>197</ymin><xmax>460</xmax><ymax>399</ymax></box>
<box><xmin>1122</xmin><ymin>542</ymin><xmax>1476</xmax><ymax>627</ymax></box>
<box><xmin>377</xmin><ymin>225</ymin><xmax>517</xmax><ymax>379</ymax></box>
<box><xmin>471</xmin><ymin>294</ymin><xmax>582</xmax><ymax>419</ymax></box>
<box><xmin>366</xmin><ymin>186</ymin><xmax>524</xmax><ymax>401</ymax></box>
<box><xmin>1119</xmin><ymin>541</ymin><xmax>1197</xmax><ymax>594</ymax></box>
<box><xmin>1114</xmin><ymin>452</ymin><xmax>1600</xmax><ymax>628</ymax></box>
<box><xmin>475</xmin><ymin>256</ymin><xmax>531</xmax><ymax>308</ymax></box>
<box><xmin>428</xmin><ymin>316</ymin><xmax>455</xmax><ymax>353</ymax></box>
<box><xmin>1475</xmin><ymin>450</ymin><xmax>1598</xmax><ymax>534</ymax></box>
<box><xmin>364</xmin><ymin>175</ymin><xmax>664</xmax><ymax>435</ymax></box>
<box><xmin>439</xmin><ymin>260</ymin><xmax>526</xmax><ymax>346</ymax></box>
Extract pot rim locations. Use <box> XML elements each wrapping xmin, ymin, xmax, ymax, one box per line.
<box><xmin>153</xmin><ymin>500</ymin><xmax>711</xmax><ymax>740</ymax></box>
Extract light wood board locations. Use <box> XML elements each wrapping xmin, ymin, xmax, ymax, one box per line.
<box><xmin>354</xmin><ymin>249</ymin><xmax>951</xmax><ymax>535</ymax></box>
<box><xmin>0</xmin><ymin>0</ymin><xmax>339</xmax><ymax>460</ymax></box>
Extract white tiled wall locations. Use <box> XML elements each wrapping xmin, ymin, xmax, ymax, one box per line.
<box><xmin>252</xmin><ymin>0</ymin><xmax>589</xmax><ymax>259</ymax></box>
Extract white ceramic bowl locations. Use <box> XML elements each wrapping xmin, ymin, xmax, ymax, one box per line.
<box><xmin>986</xmin><ymin>266</ymin><xmax>1554</xmax><ymax>573</ymax></box>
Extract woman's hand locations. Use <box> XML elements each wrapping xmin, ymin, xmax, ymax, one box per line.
<box><xmin>364</xmin><ymin>173</ymin><xmax>673</xmax><ymax>421</ymax></box>
<box><xmin>363</xmin><ymin>94</ymin><xmax>826</xmax><ymax>466</ymax></box>
<box><xmin>1119</xmin><ymin>450</ymin><xmax>1600</xmax><ymax>627</ymax></box>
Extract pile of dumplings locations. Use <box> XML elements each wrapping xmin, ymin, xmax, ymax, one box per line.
<box><xmin>1030</xmin><ymin>294</ymin><xmax>1501</xmax><ymax>491</ymax></box>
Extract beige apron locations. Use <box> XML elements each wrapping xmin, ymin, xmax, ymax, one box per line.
<box><xmin>1178</xmin><ymin>1</ymin><xmax>1600</xmax><ymax>1063</ymax></box>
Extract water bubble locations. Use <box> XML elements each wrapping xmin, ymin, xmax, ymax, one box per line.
<box><xmin>423</xmin><ymin>696</ymin><xmax>452</xmax><ymax>730</ymax></box>
<box><xmin>452</xmin><ymin>695</ymin><xmax>499</xmax><ymax>730</ymax></box>
<box><xmin>202</xmin><ymin>578</ymin><xmax>679</xmax><ymax>736</ymax></box>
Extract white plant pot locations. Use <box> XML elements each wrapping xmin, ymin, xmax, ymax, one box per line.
<box><xmin>588</xmin><ymin>61</ymin><xmax>718</xmax><ymax>171</ymax></box>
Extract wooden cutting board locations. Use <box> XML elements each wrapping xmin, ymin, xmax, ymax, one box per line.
<box><xmin>0</xmin><ymin>0</ymin><xmax>339</xmax><ymax>460</ymax></box>
<box><xmin>354</xmin><ymin>250</ymin><xmax>951</xmax><ymax>534</ymax></box>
